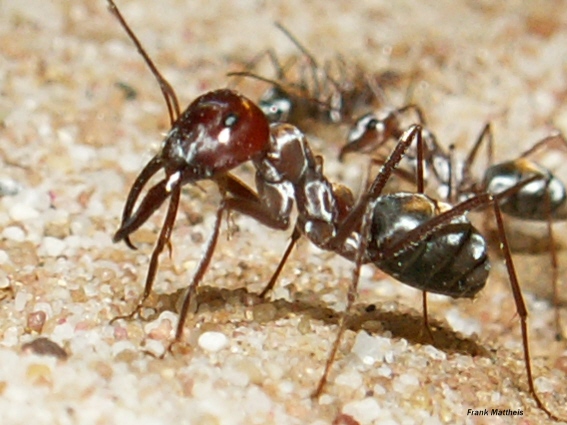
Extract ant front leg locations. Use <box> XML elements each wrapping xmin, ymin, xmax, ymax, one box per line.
<box><xmin>111</xmin><ymin>177</ymin><xmax>182</xmax><ymax>324</ymax></box>
<box><xmin>168</xmin><ymin>197</ymin><xmax>227</xmax><ymax>353</ymax></box>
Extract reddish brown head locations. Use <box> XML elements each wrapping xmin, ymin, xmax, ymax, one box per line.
<box><xmin>161</xmin><ymin>89</ymin><xmax>270</xmax><ymax>181</ymax></box>
<box><xmin>114</xmin><ymin>89</ymin><xmax>270</xmax><ymax>246</ymax></box>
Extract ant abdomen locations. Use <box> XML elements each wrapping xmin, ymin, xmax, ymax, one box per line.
<box><xmin>369</xmin><ymin>193</ymin><xmax>489</xmax><ymax>298</ymax></box>
<box><xmin>483</xmin><ymin>159</ymin><xmax>567</xmax><ymax>221</ymax></box>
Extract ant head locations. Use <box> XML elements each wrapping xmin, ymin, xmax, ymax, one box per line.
<box><xmin>161</xmin><ymin>89</ymin><xmax>270</xmax><ymax>181</ymax></box>
<box><xmin>339</xmin><ymin>113</ymin><xmax>381</xmax><ymax>160</ymax></box>
<box><xmin>113</xmin><ymin>89</ymin><xmax>270</xmax><ymax>247</ymax></box>
<box><xmin>259</xmin><ymin>86</ymin><xmax>294</xmax><ymax>123</ymax></box>
<box><xmin>339</xmin><ymin>110</ymin><xmax>402</xmax><ymax>161</ymax></box>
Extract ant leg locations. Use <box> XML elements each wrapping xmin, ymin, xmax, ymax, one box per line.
<box><xmin>414</xmin><ymin>128</ymin><xmax>436</xmax><ymax>341</ymax></box>
<box><xmin>111</xmin><ymin>183</ymin><xmax>182</xmax><ymax>324</ymax></box>
<box><xmin>411</xmin><ymin>123</ymin><xmax>435</xmax><ymax>341</ymax></box>
<box><xmin>491</xmin><ymin>195</ymin><xmax>563</xmax><ymax>421</ymax></box>
<box><xmin>397</xmin><ymin>103</ymin><xmax>427</xmax><ymax>126</ymax></box>
<box><xmin>463</xmin><ymin>122</ymin><xmax>493</xmax><ymax>173</ymax></box>
<box><xmin>461</xmin><ymin>123</ymin><xmax>493</xmax><ymax>238</ymax></box>
<box><xmin>274</xmin><ymin>22</ymin><xmax>321</xmax><ymax>95</ymax></box>
<box><xmin>519</xmin><ymin>132</ymin><xmax>567</xmax><ymax>340</ymax></box>
<box><xmin>519</xmin><ymin>131</ymin><xmax>567</xmax><ymax>158</ymax></box>
<box><xmin>165</xmin><ymin>199</ymin><xmax>227</xmax><ymax>355</ymax></box>
<box><xmin>223</xmin><ymin>174</ymin><xmax>301</xmax><ymax>298</ymax></box>
<box><xmin>368</xmin><ymin>156</ymin><xmax>418</xmax><ymax>186</ymax></box>
<box><xmin>259</xmin><ymin>226</ymin><xmax>301</xmax><ymax>298</ymax></box>
<box><xmin>313</xmin><ymin>201</ymin><xmax>373</xmax><ymax>398</ymax></box>
<box><xmin>229</xmin><ymin>47</ymin><xmax>294</xmax><ymax>89</ymax></box>
<box><xmin>545</xmin><ymin>191</ymin><xmax>562</xmax><ymax>340</ymax></box>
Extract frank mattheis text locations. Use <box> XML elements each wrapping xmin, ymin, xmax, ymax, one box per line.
<box><xmin>467</xmin><ymin>408</ymin><xmax>523</xmax><ymax>416</ymax></box>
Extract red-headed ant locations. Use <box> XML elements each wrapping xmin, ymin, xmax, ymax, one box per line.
<box><xmin>106</xmin><ymin>1</ymin><xmax>565</xmax><ymax>420</ymax></box>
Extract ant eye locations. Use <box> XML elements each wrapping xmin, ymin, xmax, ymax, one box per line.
<box><xmin>224</xmin><ymin>113</ymin><xmax>238</xmax><ymax>127</ymax></box>
<box><xmin>366</xmin><ymin>118</ymin><xmax>379</xmax><ymax>130</ymax></box>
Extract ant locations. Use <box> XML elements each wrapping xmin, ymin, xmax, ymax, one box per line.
<box><xmin>340</xmin><ymin>106</ymin><xmax>567</xmax><ymax>340</ymax></box>
<box><xmin>228</xmin><ymin>23</ymin><xmax>393</xmax><ymax>127</ymax></box>
<box><xmin>106</xmin><ymin>1</ymin><xmax>565</xmax><ymax>420</ymax></box>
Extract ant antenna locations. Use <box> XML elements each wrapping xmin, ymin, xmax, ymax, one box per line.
<box><xmin>106</xmin><ymin>0</ymin><xmax>180</xmax><ymax>124</ymax></box>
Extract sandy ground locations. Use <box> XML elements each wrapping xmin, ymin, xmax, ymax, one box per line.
<box><xmin>2</xmin><ymin>0</ymin><xmax>567</xmax><ymax>424</ymax></box>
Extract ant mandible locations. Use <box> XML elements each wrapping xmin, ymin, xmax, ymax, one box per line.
<box><xmin>106</xmin><ymin>1</ymin><xmax>564</xmax><ymax>420</ymax></box>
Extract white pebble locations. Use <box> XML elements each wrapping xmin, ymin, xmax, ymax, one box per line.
<box><xmin>423</xmin><ymin>344</ymin><xmax>447</xmax><ymax>361</ymax></box>
<box><xmin>277</xmin><ymin>380</ymin><xmax>294</xmax><ymax>394</ymax></box>
<box><xmin>0</xmin><ymin>250</ymin><xmax>9</xmax><ymax>264</ymax></box>
<box><xmin>376</xmin><ymin>365</ymin><xmax>392</xmax><ymax>377</ymax></box>
<box><xmin>14</xmin><ymin>291</ymin><xmax>31</xmax><ymax>311</ymax></box>
<box><xmin>445</xmin><ymin>307</ymin><xmax>480</xmax><ymax>336</ymax></box>
<box><xmin>351</xmin><ymin>331</ymin><xmax>391</xmax><ymax>365</ymax></box>
<box><xmin>535</xmin><ymin>376</ymin><xmax>555</xmax><ymax>393</ymax></box>
<box><xmin>223</xmin><ymin>367</ymin><xmax>249</xmax><ymax>387</ymax></box>
<box><xmin>51</xmin><ymin>321</ymin><xmax>74</xmax><ymax>341</ymax></box>
<box><xmin>335</xmin><ymin>369</ymin><xmax>363</xmax><ymax>389</ymax></box>
<box><xmin>111</xmin><ymin>340</ymin><xmax>136</xmax><ymax>357</ymax></box>
<box><xmin>2</xmin><ymin>226</ymin><xmax>26</xmax><ymax>242</ymax></box>
<box><xmin>0</xmin><ymin>270</ymin><xmax>10</xmax><ymax>288</ymax></box>
<box><xmin>0</xmin><ymin>177</ymin><xmax>21</xmax><ymax>196</ymax></box>
<box><xmin>40</xmin><ymin>236</ymin><xmax>66</xmax><ymax>257</ymax></box>
<box><xmin>393</xmin><ymin>373</ymin><xmax>419</xmax><ymax>392</ymax></box>
<box><xmin>9</xmin><ymin>203</ymin><xmax>39</xmax><ymax>221</ymax></box>
<box><xmin>198</xmin><ymin>331</ymin><xmax>228</xmax><ymax>352</ymax></box>
<box><xmin>342</xmin><ymin>397</ymin><xmax>383</xmax><ymax>423</ymax></box>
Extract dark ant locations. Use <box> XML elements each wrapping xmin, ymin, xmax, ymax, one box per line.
<box><xmin>341</xmin><ymin>107</ymin><xmax>567</xmax><ymax>339</ymax></box>
<box><xmin>106</xmin><ymin>1</ymin><xmax>564</xmax><ymax>420</ymax></box>
<box><xmin>229</xmin><ymin>23</ymin><xmax>393</xmax><ymax>127</ymax></box>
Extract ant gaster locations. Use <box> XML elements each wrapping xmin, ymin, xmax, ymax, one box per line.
<box><xmin>106</xmin><ymin>1</ymin><xmax>564</xmax><ymax>420</ymax></box>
